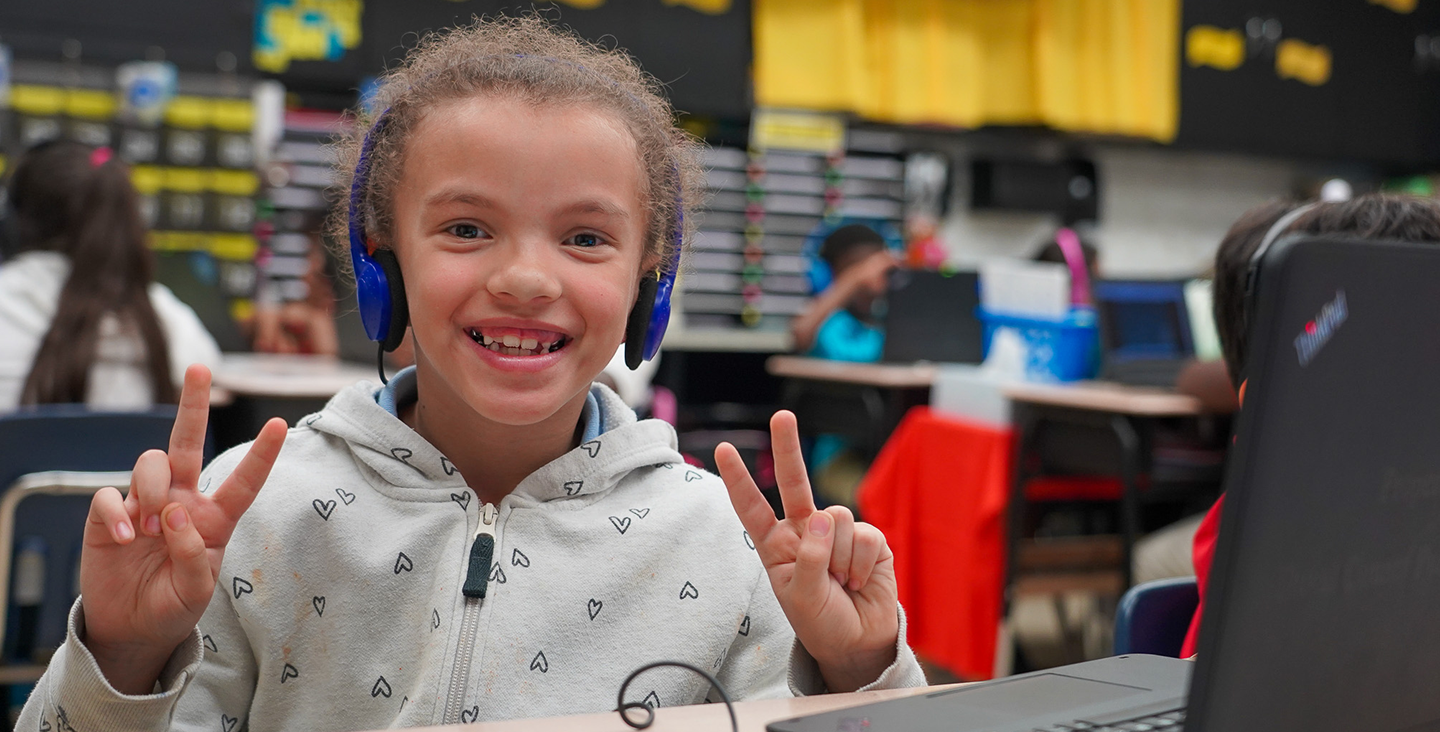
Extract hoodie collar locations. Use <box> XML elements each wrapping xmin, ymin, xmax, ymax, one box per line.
<box><xmin>306</xmin><ymin>380</ymin><xmax>682</xmax><ymax>506</ymax></box>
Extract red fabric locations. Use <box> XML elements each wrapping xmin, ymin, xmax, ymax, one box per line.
<box><xmin>1180</xmin><ymin>495</ymin><xmax>1224</xmax><ymax>657</ymax></box>
<box><xmin>857</xmin><ymin>407</ymin><xmax>1012</xmax><ymax>680</ymax></box>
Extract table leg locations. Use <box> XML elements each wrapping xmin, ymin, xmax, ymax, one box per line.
<box><xmin>1109</xmin><ymin>415</ymin><xmax>1142</xmax><ymax>591</ymax></box>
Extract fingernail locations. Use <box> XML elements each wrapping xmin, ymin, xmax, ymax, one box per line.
<box><xmin>833</xmin><ymin>572</ymin><xmax>848</xmax><ymax>587</ymax></box>
<box><xmin>144</xmin><ymin>515</ymin><xmax>161</xmax><ymax>535</ymax></box>
<box><xmin>809</xmin><ymin>513</ymin><xmax>830</xmax><ymax>537</ymax></box>
<box><xmin>848</xmin><ymin>579</ymin><xmax>862</xmax><ymax>592</ymax></box>
<box><xmin>165</xmin><ymin>507</ymin><xmax>188</xmax><ymax>531</ymax></box>
<box><xmin>116</xmin><ymin>522</ymin><xmax>133</xmax><ymax>542</ymax></box>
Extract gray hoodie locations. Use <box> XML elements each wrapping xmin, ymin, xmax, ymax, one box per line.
<box><xmin>20</xmin><ymin>381</ymin><xmax>924</xmax><ymax>731</ymax></box>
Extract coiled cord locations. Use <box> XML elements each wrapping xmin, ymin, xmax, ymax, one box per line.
<box><xmin>616</xmin><ymin>661</ymin><xmax>738</xmax><ymax>732</ymax></box>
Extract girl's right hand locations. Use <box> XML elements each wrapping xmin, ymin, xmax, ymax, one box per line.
<box><xmin>79</xmin><ymin>364</ymin><xmax>288</xmax><ymax>695</ymax></box>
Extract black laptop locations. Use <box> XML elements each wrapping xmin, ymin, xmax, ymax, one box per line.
<box><xmin>1093</xmin><ymin>279</ymin><xmax>1195</xmax><ymax>387</ymax></box>
<box><xmin>881</xmin><ymin>269</ymin><xmax>984</xmax><ymax>364</ymax></box>
<box><xmin>770</xmin><ymin>234</ymin><xmax>1440</xmax><ymax>732</ymax></box>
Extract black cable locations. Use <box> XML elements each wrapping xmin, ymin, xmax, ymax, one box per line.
<box><xmin>616</xmin><ymin>661</ymin><xmax>738</xmax><ymax>732</ymax></box>
<box><xmin>376</xmin><ymin>344</ymin><xmax>389</xmax><ymax>386</ymax></box>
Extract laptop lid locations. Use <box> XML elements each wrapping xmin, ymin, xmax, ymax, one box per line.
<box><xmin>1187</xmin><ymin>235</ymin><xmax>1440</xmax><ymax>731</ymax></box>
<box><xmin>1092</xmin><ymin>279</ymin><xmax>1195</xmax><ymax>366</ymax></box>
<box><xmin>882</xmin><ymin>269</ymin><xmax>984</xmax><ymax>364</ymax></box>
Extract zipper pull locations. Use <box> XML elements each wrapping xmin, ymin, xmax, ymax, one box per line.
<box><xmin>462</xmin><ymin>503</ymin><xmax>498</xmax><ymax>599</ymax></box>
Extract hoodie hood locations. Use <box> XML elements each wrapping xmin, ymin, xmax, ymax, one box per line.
<box><xmin>304</xmin><ymin>379</ymin><xmax>685</xmax><ymax>505</ymax></box>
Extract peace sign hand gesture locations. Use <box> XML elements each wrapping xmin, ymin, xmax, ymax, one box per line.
<box><xmin>715</xmin><ymin>411</ymin><xmax>899</xmax><ymax>693</ymax></box>
<box><xmin>80</xmin><ymin>365</ymin><xmax>287</xmax><ymax>695</ymax></box>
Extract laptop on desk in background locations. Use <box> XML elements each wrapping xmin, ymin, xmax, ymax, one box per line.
<box><xmin>1093</xmin><ymin>280</ymin><xmax>1195</xmax><ymax>388</ymax></box>
<box><xmin>770</xmin><ymin>235</ymin><xmax>1440</xmax><ymax>732</ymax></box>
<box><xmin>881</xmin><ymin>269</ymin><xmax>984</xmax><ymax>365</ymax></box>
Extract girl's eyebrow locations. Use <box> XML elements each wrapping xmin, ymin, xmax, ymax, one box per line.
<box><xmin>423</xmin><ymin>189</ymin><xmax>497</xmax><ymax>209</ymax></box>
<box><xmin>422</xmin><ymin>189</ymin><xmax>629</xmax><ymax>221</ymax></box>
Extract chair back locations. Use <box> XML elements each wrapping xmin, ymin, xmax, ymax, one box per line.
<box><xmin>1113</xmin><ymin>576</ymin><xmax>1200</xmax><ymax>657</ymax></box>
<box><xmin>0</xmin><ymin>406</ymin><xmax>181</xmax><ymax>661</ymax></box>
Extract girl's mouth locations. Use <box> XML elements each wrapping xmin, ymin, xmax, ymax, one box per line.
<box><xmin>465</xmin><ymin>327</ymin><xmax>569</xmax><ymax>357</ymax></box>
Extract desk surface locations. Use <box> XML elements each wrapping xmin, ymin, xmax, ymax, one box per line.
<box><xmin>766</xmin><ymin>357</ymin><xmax>1205</xmax><ymax>417</ymax></box>
<box><xmin>766</xmin><ymin>355</ymin><xmax>937</xmax><ymax>389</ymax></box>
<box><xmin>1002</xmin><ymin>381</ymin><xmax>1204</xmax><ymax>417</ymax></box>
<box><xmin>375</xmin><ymin>684</ymin><xmax>950</xmax><ymax>732</ymax></box>
<box><xmin>212</xmin><ymin>353</ymin><xmax>379</xmax><ymax>399</ymax></box>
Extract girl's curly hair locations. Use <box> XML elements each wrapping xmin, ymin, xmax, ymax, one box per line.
<box><xmin>327</xmin><ymin>15</ymin><xmax>705</xmax><ymax>277</ymax></box>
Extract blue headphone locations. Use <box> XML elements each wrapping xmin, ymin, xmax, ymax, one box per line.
<box><xmin>347</xmin><ymin>111</ymin><xmax>680</xmax><ymax>371</ymax></box>
<box><xmin>802</xmin><ymin>218</ymin><xmax>904</xmax><ymax>294</ymax></box>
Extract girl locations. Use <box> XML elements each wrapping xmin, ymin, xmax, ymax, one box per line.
<box><xmin>0</xmin><ymin>141</ymin><xmax>221</xmax><ymax>411</ymax></box>
<box><xmin>20</xmin><ymin>17</ymin><xmax>923</xmax><ymax>731</ymax></box>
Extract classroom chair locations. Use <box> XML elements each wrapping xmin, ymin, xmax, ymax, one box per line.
<box><xmin>0</xmin><ymin>406</ymin><xmax>184</xmax><ymax>674</ymax></box>
<box><xmin>1112</xmin><ymin>577</ymin><xmax>1199</xmax><ymax>657</ymax></box>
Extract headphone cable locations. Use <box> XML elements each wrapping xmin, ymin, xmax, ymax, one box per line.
<box><xmin>615</xmin><ymin>661</ymin><xmax>738</xmax><ymax>732</ymax></box>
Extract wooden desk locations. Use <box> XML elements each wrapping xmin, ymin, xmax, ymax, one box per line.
<box><xmin>208</xmin><ymin>354</ymin><xmax>381</xmax><ymax>452</ymax></box>
<box><xmin>372</xmin><ymin>685</ymin><xmax>953</xmax><ymax>732</ymax></box>
<box><xmin>765</xmin><ymin>356</ymin><xmax>937</xmax><ymax>389</ymax></box>
<box><xmin>1003</xmin><ymin>381</ymin><xmax>1219</xmax><ymax>597</ymax></box>
<box><xmin>1002</xmin><ymin>381</ymin><xmax>1203</xmax><ymax>418</ymax></box>
<box><xmin>212</xmin><ymin>353</ymin><xmax>379</xmax><ymax>399</ymax></box>
<box><xmin>764</xmin><ymin>357</ymin><xmax>936</xmax><ymax>455</ymax></box>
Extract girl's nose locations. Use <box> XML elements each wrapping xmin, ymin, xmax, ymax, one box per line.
<box><xmin>486</xmin><ymin>238</ymin><xmax>562</xmax><ymax>304</ymax></box>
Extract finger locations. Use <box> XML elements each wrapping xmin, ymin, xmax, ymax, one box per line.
<box><xmin>826</xmin><ymin>505</ymin><xmax>855</xmax><ymax>586</ymax></box>
<box><xmin>211</xmin><ymin>418</ymin><xmax>288</xmax><ymax>525</ymax></box>
<box><xmin>168</xmin><ymin>364</ymin><xmax>213</xmax><ymax>490</ymax></box>
<box><xmin>160</xmin><ymin>503</ymin><xmax>214</xmax><ymax>610</ymax></box>
<box><xmin>791</xmin><ymin>511</ymin><xmax>837</xmax><ymax>604</ymax></box>
<box><xmin>848</xmin><ymin>523</ymin><xmax>886</xmax><ymax>592</ymax></box>
<box><xmin>769</xmin><ymin>411</ymin><xmax>816</xmax><ymax>521</ymax></box>
<box><xmin>715</xmin><ymin>442</ymin><xmax>779</xmax><ymax>542</ymax></box>
<box><xmin>131</xmin><ymin>449</ymin><xmax>173</xmax><ymax>537</ymax></box>
<box><xmin>86</xmin><ymin>487</ymin><xmax>135</xmax><ymax>545</ymax></box>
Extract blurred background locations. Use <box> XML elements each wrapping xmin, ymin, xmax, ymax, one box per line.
<box><xmin>1</xmin><ymin>0</ymin><xmax>1438</xmax><ymax>722</ymax></box>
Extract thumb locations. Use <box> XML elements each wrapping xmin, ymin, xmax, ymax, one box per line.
<box><xmin>160</xmin><ymin>503</ymin><xmax>214</xmax><ymax>610</ymax></box>
<box><xmin>790</xmin><ymin>511</ymin><xmax>837</xmax><ymax>606</ymax></box>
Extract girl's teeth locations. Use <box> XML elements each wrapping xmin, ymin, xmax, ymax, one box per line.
<box><xmin>520</xmin><ymin>338</ymin><xmax>538</xmax><ymax>350</ymax></box>
<box><xmin>502</xmin><ymin>335</ymin><xmax>521</xmax><ymax>347</ymax></box>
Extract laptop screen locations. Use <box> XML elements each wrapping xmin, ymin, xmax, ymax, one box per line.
<box><xmin>1094</xmin><ymin>281</ymin><xmax>1194</xmax><ymax>362</ymax></box>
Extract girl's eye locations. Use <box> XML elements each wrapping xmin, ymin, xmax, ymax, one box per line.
<box><xmin>449</xmin><ymin>223</ymin><xmax>485</xmax><ymax>239</ymax></box>
<box><xmin>569</xmin><ymin>233</ymin><xmax>604</xmax><ymax>248</ymax></box>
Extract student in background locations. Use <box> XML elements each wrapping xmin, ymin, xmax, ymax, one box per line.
<box><xmin>0</xmin><ymin>141</ymin><xmax>221</xmax><ymax>411</ymax></box>
<box><xmin>1171</xmin><ymin>193</ymin><xmax>1440</xmax><ymax>656</ymax></box>
<box><xmin>790</xmin><ymin>223</ymin><xmax>897</xmax><ymax>362</ymax></box>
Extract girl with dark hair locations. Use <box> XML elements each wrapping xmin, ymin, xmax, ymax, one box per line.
<box><xmin>0</xmin><ymin>141</ymin><xmax>220</xmax><ymax>410</ymax></box>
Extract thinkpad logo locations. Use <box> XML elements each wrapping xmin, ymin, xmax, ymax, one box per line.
<box><xmin>1294</xmin><ymin>290</ymin><xmax>1347</xmax><ymax>366</ymax></box>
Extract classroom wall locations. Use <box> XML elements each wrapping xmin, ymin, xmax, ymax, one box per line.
<box><xmin>936</xmin><ymin>145</ymin><xmax>1304</xmax><ymax>278</ymax></box>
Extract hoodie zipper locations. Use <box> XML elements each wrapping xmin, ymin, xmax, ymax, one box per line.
<box><xmin>443</xmin><ymin>502</ymin><xmax>498</xmax><ymax>725</ymax></box>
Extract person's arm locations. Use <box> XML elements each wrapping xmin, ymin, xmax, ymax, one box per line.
<box><xmin>1175</xmin><ymin>359</ymin><xmax>1239</xmax><ymax>413</ymax></box>
<box><xmin>791</xmin><ymin>276</ymin><xmax>864</xmax><ymax>354</ymax></box>
<box><xmin>791</xmin><ymin>251</ymin><xmax>896</xmax><ymax>353</ymax></box>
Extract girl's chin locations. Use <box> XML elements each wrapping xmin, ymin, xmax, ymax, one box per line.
<box><xmin>458</xmin><ymin>385</ymin><xmax>590</xmax><ymax>428</ymax></box>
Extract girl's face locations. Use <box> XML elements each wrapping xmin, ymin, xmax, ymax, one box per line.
<box><xmin>390</xmin><ymin>95</ymin><xmax>649</xmax><ymax>426</ymax></box>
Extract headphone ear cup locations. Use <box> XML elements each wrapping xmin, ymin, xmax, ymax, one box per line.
<box><xmin>625</xmin><ymin>275</ymin><xmax>659</xmax><ymax>370</ymax></box>
<box><xmin>371</xmin><ymin>248</ymin><xmax>410</xmax><ymax>352</ymax></box>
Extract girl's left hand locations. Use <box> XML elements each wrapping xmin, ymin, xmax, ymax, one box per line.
<box><xmin>715</xmin><ymin>410</ymin><xmax>899</xmax><ymax>693</ymax></box>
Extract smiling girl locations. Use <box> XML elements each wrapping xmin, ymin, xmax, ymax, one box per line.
<box><xmin>19</xmin><ymin>17</ymin><xmax>924</xmax><ymax>731</ymax></box>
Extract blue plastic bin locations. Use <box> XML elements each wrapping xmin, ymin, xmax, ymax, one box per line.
<box><xmin>979</xmin><ymin>307</ymin><xmax>1101</xmax><ymax>382</ymax></box>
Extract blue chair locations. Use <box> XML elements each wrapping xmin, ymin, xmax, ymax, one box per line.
<box><xmin>1113</xmin><ymin>577</ymin><xmax>1200</xmax><ymax>657</ymax></box>
<box><xmin>0</xmin><ymin>406</ymin><xmax>186</xmax><ymax>669</ymax></box>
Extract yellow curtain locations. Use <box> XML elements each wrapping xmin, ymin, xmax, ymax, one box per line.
<box><xmin>753</xmin><ymin>0</ymin><xmax>1179</xmax><ymax>142</ymax></box>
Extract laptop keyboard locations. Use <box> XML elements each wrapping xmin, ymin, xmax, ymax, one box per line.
<box><xmin>1033</xmin><ymin>708</ymin><xmax>1185</xmax><ymax>731</ymax></box>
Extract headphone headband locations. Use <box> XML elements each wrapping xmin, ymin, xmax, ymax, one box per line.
<box><xmin>1250</xmin><ymin>201</ymin><xmax>1319</xmax><ymax>273</ymax></box>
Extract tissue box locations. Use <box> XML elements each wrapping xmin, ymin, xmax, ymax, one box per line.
<box><xmin>979</xmin><ymin>307</ymin><xmax>1100</xmax><ymax>383</ymax></box>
